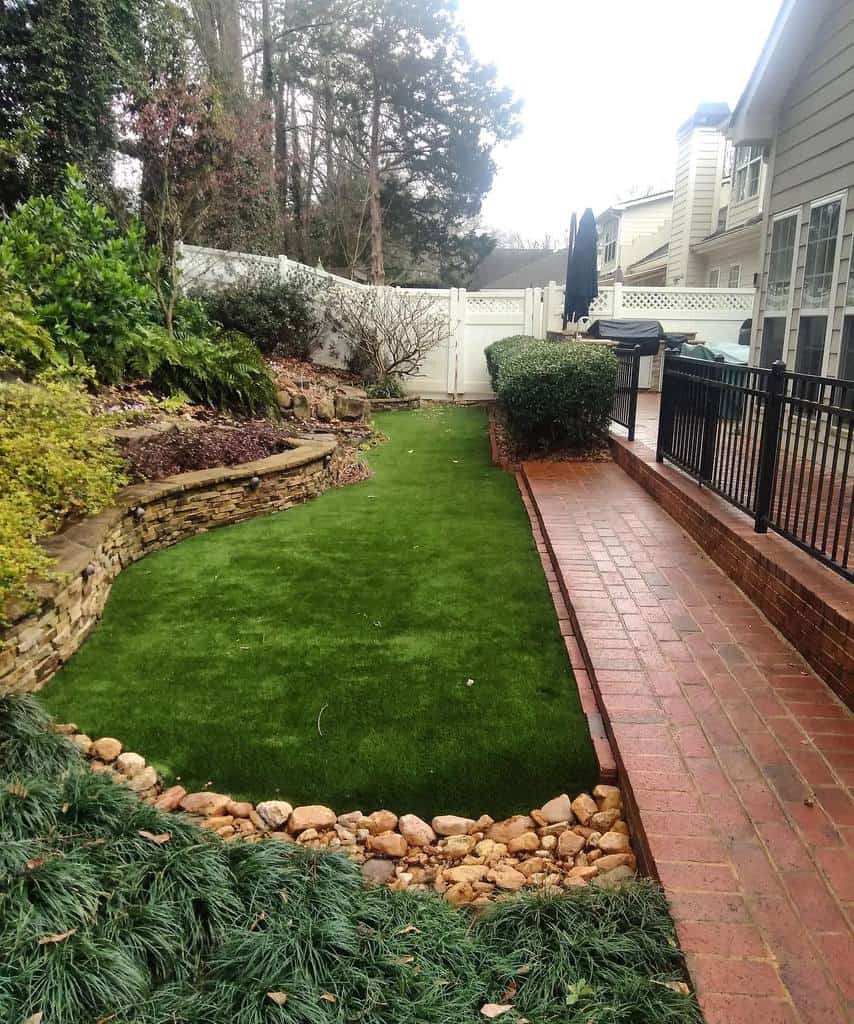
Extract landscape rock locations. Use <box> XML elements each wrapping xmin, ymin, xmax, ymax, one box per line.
<box><xmin>595</xmin><ymin>853</ymin><xmax>633</xmax><ymax>873</ymax></box>
<box><xmin>361</xmin><ymin>859</ymin><xmax>396</xmax><ymax>884</ymax></box>
<box><xmin>334</xmin><ymin>394</ymin><xmax>370</xmax><ymax>421</ymax></box>
<box><xmin>439</xmin><ymin>834</ymin><xmax>477</xmax><ymax>859</ymax></box>
<box><xmin>593</xmin><ymin>864</ymin><xmax>635</xmax><ymax>888</ymax></box>
<box><xmin>570</xmin><ymin>794</ymin><xmax>598</xmax><ymax>825</ymax></box>
<box><xmin>92</xmin><ymin>737</ymin><xmax>122</xmax><ymax>762</ymax></box>
<box><xmin>226</xmin><ymin>800</ymin><xmax>254</xmax><ymax>818</ymax></box>
<box><xmin>489</xmin><ymin>865</ymin><xmax>526</xmax><ymax>891</ymax></box>
<box><xmin>316</xmin><ymin>396</ymin><xmax>335</xmax><ymax>422</ymax></box>
<box><xmin>364</xmin><ymin>810</ymin><xmax>399</xmax><ymax>835</ymax></box>
<box><xmin>598</xmin><ymin>831</ymin><xmax>630</xmax><ymax>854</ymax></box>
<box><xmin>337</xmin><ymin>811</ymin><xmax>364</xmax><ymax>829</ymax></box>
<box><xmin>180</xmin><ymin>791</ymin><xmax>231</xmax><ymax>817</ymax></box>
<box><xmin>291</xmin><ymin>394</ymin><xmax>310</xmax><ymax>420</ymax></box>
<box><xmin>115</xmin><ymin>752</ymin><xmax>146</xmax><ymax>777</ymax></box>
<box><xmin>445</xmin><ymin>865</ymin><xmax>488</xmax><ymax>884</ymax></box>
<box><xmin>399</xmin><ymin>814</ymin><xmax>436</xmax><ymax>846</ymax></box>
<box><xmin>255</xmin><ymin>801</ymin><xmax>294</xmax><ymax>829</ymax></box>
<box><xmin>539</xmin><ymin>794</ymin><xmax>574</xmax><ymax>824</ymax></box>
<box><xmin>508</xmin><ymin>831</ymin><xmax>540</xmax><ymax>854</ymax></box>
<box><xmin>368</xmin><ymin>831</ymin><xmax>408</xmax><ymax>858</ymax></box>
<box><xmin>486</xmin><ymin>815</ymin><xmax>536</xmax><ymax>843</ymax></box>
<box><xmin>432</xmin><ymin>814</ymin><xmax>475</xmax><ymax>836</ymax></box>
<box><xmin>590</xmin><ymin>809</ymin><xmax>621</xmax><ymax>832</ymax></box>
<box><xmin>557</xmin><ymin>831</ymin><xmax>585</xmax><ymax>858</ymax></box>
<box><xmin>445</xmin><ymin>881</ymin><xmax>475</xmax><ymax>906</ymax></box>
<box><xmin>125</xmin><ymin>766</ymin><xmax>158</xmax><ymax>792</ymax></box>
<box><xmin>71</xmin><ymin>733</ymin><xmax>93</xmax><ymax>754</ymax></box>
<box><xmin>593</xmin><ymin>785</ymin><xmax>622</xmax><ymax>811</ymax></box>
<box><xmin>518</xmin><ymin>857</ymin><xmax>547</xmax><ymax>878</ymax></box>
<box><xmin>276</xmin><ymin>389</ymin><xmax>293</xmax><ymax>409</ymax></box>
<box><xmin>288</xmin><ymin>805</ymin><xmax>336</xmax><ymax>833</ymax></box>
<box><xmin>154</xmin><ymin>785</ymin><xmax>186</xmax><ymax>812</ymax></box>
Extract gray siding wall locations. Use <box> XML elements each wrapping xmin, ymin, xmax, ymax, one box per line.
<box><xmin>755</xmin><ymin>0</ymin><xmax>854</xmax><ymax>375</ymax></box>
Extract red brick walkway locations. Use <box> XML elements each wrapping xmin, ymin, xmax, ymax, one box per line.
<box><xmin>522</xmin><ymin>459</ymin><xmax>854</xmax><ymax>1024</ymax></box>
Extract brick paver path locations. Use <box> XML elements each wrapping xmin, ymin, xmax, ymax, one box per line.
<box><xmin>523</xmin><ymin>459</ymin><xmax>854</xmax><ymax>1024</ymax></box>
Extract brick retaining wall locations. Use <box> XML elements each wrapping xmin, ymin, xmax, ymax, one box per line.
<box><xmin>0</xmin><ymin>439</ymin><xmax>336</xmax><ymax>696</ymax></box>
<box><xmin>610</xmin><ymin>435</ymin><xmax>854</xmax><ymax>710</ymax></box>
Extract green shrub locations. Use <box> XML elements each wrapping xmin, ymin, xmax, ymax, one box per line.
<box><xmin>494</xmin><ymin>340</ymin><xmax>616</xmax><ymax>449</ymax></box>
<box><xmin>0</xmin><ymin>169</ymin><xmax>157</xmax><ymax>382</ymax></box>
<box><xmin>484</xmin><ymin>334</ymin><xmax>534</xmax><ymax>390</ymax></box>
<box><xmin>0</xmin><ymin>271</ymin><xmax>58</xmax><ymax>377</ymax></box>
<box><xmin>0</xmin><ymin>375</ymin><xmax>127</xmax><ymax>617</ymax></box>
<box><xmin>197</xmin><ymin>270</ymin><xmax>327</xmax><ymax>360</ymax></box>
<box><xmin>365</xmin><ymin>377</ymin><xmax>406</xmax><ymax>399</ymax></box>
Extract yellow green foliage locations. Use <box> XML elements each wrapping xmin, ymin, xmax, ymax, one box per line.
<box><xmin>0</xmin><ymin>375</ymin><xmax>127</xmax><ymax>619</ymax></box>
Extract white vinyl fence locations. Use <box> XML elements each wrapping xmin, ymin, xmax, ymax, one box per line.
<box><xmin>181</xmin><ymin>245</ymin><xmax>756</xmax><ymax>400</ymax></box>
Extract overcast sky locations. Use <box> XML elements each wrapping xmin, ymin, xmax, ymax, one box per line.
<box><xmin>457</xmin><ymin>0</ymin><xmax>782</xmax><ymax>243</ymax></box>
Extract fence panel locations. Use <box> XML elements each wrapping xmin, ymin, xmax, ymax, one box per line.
<box><xmin>657</xmin><ymin>352</ymin><xmax>853</xmax><ymax>580</ymax></box>
<box><xmin>611</xmin><ymin>346</ymin><xmax>641</xmax><ymax>441</ymax></box>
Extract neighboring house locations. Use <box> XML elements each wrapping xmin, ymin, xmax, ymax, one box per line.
<box><xmin>469</xmin><ymin>248</ymin><xmax>566</xmax><ymax>290</ymax></box>
<box><xmin>596</xmin><ymin>191</ymin><xmax>673</xmax><ymax>284</ymax></box>
<box><xmin>729</xmin><ymin>0</ymin><xmax>854</xmax><ymax>379</ymax></box>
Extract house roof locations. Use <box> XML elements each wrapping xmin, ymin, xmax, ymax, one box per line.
<box><xmin>729</xmin><ymin>0</ymin><xmax>835</xmax><ymax>143</ymax></box>
<box><xmin>691</xmin><ymin>216</ymin><xmax>762</xmax><ymax>254</ymax></box>
<box><xmin>597</xmin><ymin>189</ymin><xmax>673</xmax><ymax>223</ymax></box>
<box><xmin>484</xmin><ymin>249</ymin><xmax>570</xmax><ymax>290</ymax></box>
<box><xmin>470</xmin><ymin>248</ymin><xmax>557</xmax><ymax>289</ymax></box>
<box><xmin>628</xmin><ymin>242</ymin><xmax>669</xmax><ymax>271</ymax></box>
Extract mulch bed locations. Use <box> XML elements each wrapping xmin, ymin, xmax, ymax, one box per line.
<box><xmin>489</xmin><ymin>404</ymin><xmax>611</xmax><ymax>470</ymax></box>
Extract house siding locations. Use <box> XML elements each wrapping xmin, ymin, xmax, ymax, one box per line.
<box><xmin>754</xmin><ymin>0</ymin><xmax>854</xmax><ymax>375</ymax></box>
<box><xmin>667</xmin><ymin>127</ymin><xmax>727</xmax><ymax>286</ymax></box>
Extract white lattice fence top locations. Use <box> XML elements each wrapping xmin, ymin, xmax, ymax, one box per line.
<box><xmin>589</xmin><ymin>291</ymin><xmax>614</xmax><ymax>315</ymax></box>
<box><xmin>467</xmin><ymin>295</ymin><xmax>525</xmax><ymax>314</ymax></box>
<box><xmin>620</xmin><ymin>288</ymin><xmax>755</xmax><ymax>314</ymax></box>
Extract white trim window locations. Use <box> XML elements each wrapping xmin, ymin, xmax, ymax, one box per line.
<box><xmin>727</xmin><ymin>264</ymin><xmax>741</xmax><ymax>288</ymax></box>
<box><xmin>760</xmin><ymin>210</ymin><xmax>799</xmax><ymax>368</ymax></box>
<box><xmin>733</xmin><ymin>145</ymin><xmax>763</xmax><ymax>202</ymax></box>
<box><xmin>841</xmin><ymin>240</ymin><xmax>854</xmax><ymax>382</ymax></box>
<box><xmin>601</xmin><ymin>219</ymin><xmax>617</xmax><ymax>266</ymax></box>
<box><xmin>796</xmin><ymin>193</ymin><xmax>845</xmax><ymax>376</ymax></box>
<box><xmin>708</xmin><ymin>267</ymin><xmax>720</xmax><ymax>288</ymax></box>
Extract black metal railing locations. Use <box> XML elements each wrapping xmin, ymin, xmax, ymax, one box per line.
<box><xmin>611</xmin><ymin>345</ymin><xmax>641</xmax><ymax>442</ymax></box>
<box><xmin>657</xmin><ymin>351</ymin><xmax>853</xmax><ymax>580</ymax></box>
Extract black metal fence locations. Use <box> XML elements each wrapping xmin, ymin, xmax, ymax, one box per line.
<box><xmin>611</xmin><ymin>345</ymin><xmax>641</xmax><ymax>442</ymax></box>
<box><xmin>657</xmin><ymin>352</ymin><xmax>853</xmax><ymax>580</ymax></box>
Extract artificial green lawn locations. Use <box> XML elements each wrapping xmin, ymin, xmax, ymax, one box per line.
<box><xmin>43</xmin><ymin>406</ymin><xmax>596</xmax><ymax>817</ymax></box>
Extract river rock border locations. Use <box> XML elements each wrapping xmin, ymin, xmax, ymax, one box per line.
<box><xmin>62</xmin><ymin>727</ymin><xmax>636</xmax><ymax>906</ymax></box>
<box><xmin>0</xmin><ymin>438</ymin><xmax>336</xmax><ymax>696</ymax></box>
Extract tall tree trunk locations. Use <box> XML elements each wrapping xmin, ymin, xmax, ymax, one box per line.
<box><xmin>260</xmin><ymin>0</ymin><xmax>274</xmax><ymax>110</ymax></box>
<box><xmin>302</xmin><ymin>96</ymin><xmax>319</xmax><ymax>263</ymax></box>
<box><xmin>368</xmin><ymin>82</ymin><xmax>384</xmax><ymax>285</ymax></box>
<box><xmin>289</xmin><ymin>91</ymin><xmax>304</xmax><ymax>261</ymax></box>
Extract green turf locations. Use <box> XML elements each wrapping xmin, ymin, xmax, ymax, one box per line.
<box><xmin>43</xmin><ymin>405</ymin><xmax>596</xmax><ymax>817</ymax></box>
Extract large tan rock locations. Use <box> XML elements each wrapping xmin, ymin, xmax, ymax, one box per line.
<box><xmin>445</xmin><ymin>881</ymin><xmax>475</xmax><ymax>907</ymax></box>
<box><xmin>92</xmin><ymin>737</ymin><xmax>122</xmax><ymax>762</ymax></box>
<box><xmin>570</xmin><ymin>794</ymin><xmax>597</xmax><ymax>825</ymax></box>
<box><xmin>557</xmin><ymin>831</ymin><xmax>585</xmax><ymax>858</ymax></box>
<box><xmin>517</xmin><ymin>857</ymin><xmax>547</xmax><ymax>878</ymax></box>
<box><xmin>438</xmin><ymin>834</ymin><xmax>477</xmax><ymax>859</ymax></box>
<box><xmin>368</xmin><ymin>832</ymin><xmax>408</xmax><ymax>858</ymax></box>
<box><xmin>489</xmin><ymin>865</ymin><xmax>526</xmax><ymax>891</ymax></box>
<box><xmin>334</xmin><ymin>394</ymin><xmax>370</xmax><ymax>421</ymax></box>
<box><xmin>125</xmin><ymin>766</ymin><xmax>158</xmax><ymax>792</ymax></box>
<box><xmin>486</xmin><ymin>815</ymin><xmax>536</xmax><ymax>843</ymax></box>
<box><xmin>539</xmin><ymin>794</ymin><xmax>574</xmax><ymax>824</ymax></box>
<box><xmin>72</xmin><ymin>734</ymin><xmax>93</xmax><ymax>754</ymax></box>
<box><xmin>364</xmin><ymin>810</ymin><xmax>399</xmax><ymax>835</ymax></box>
<box><xmin>432</xmin><ymin>814</ymin><xmax>475</xmax><ymax>836</ymax></box>
<box><xmin>155</xmin><ymin>785</ymin><xmax>186</xmax><ymax>812</ymax></box>
<box><xmin>288</xmin><ymin>805</ymin><xmax>336</xmax><ymax>833</ymax></box>
<box><xmin>594</xmin><ymin>865</ymin><xmax>635</xmax><ymax>888</ymax></box>
<box><xmin>226</xmin><ymin>800</ymin><xmax>254</xmax><ymax>819</ymax></box>
<box><xmin>508</xmin><ymin>831</ymin><xmax>539</xmax><ymax>854</ymax></box>
<box><xmin>593</xmin><ymin>785</ymin><xmax>622</xmax><ymax>811</ymax></box>
<box><xmin>256</xmin><ymin>801</ymin><xmax>294</xmax><ymax>829</ymax></box>
<box><xmin>594</xmin><ymin>853</ymin><xmax>633</xmax><ymax>873</ymax></box>
<box><xmin>597</xmin><ymin>831</ymin><xmax>630</xmax><ymax>854</ymax></box>
<box><xmin>180</xmin><ymin>792</ymin><xmax>232</xmax><ymax>817</ymax></box>
<box><xmin>115</xmin><ymin>752</ymin><xmax>146</xmax><ymax>777</ymax></box>
<box><xmin>590</xmin><ymin>809</ymin><xmax>621</xmax><ymax>833</ymax></box>
<box><xmin>399</xmin><ymin>814</ymin><xmax>436</xmax><ymax>846</ymax></box>
<box><xmin>445</xmin><ymin>864</ymin><xmax>488</xmax><ymax>884</ymax></box>
<box><xmin>362</xmin><ymin>859</ymin><xmax>395</xmax><ymax>884</ymax></box>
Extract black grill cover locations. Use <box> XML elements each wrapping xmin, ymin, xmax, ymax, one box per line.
<box><xmin>586</xmin><ymin>319</ymin><xmax>663</xmax><ymax>356</ymax></box>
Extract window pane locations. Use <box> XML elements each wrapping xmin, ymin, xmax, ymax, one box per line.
<box><xmin>767</xmin><ymin>214</ymin><xmax>797</xmax><ymax>312</ymax></box>
<box><xmin>841</xmin><ymin>317</ymin><xmax>854</xmax><ymax>382</ymax></box>
<box><xmin>728</xmin><ymin>265</ymin><xmax>741</xmax><ymax>288</ymax></box>
<box><xmin>803</xmin><ymin>200</ymin><xmax>841</xmax><ymax>309</ymax></box>
<box><xmin>796</xmin><ymin>316</ymin><xmax>827</xmax><ymax>375</ymax></box>
<box><xmin>760</xmin><ymin>317</ymin><xmax>786</xmax><ymax>367</ymax></box>
<box><xmin>708</xmin><ymin>268</ymin><xmax>719</xmax><ymax>287</ymax></box>
<box><xmin>748</xmin><ymin>160</ymin><xmax>760</xmax><ymax>197</ymax></box>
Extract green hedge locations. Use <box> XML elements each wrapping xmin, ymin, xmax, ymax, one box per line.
<box><xmin>487</xmin><ymin>336</ymin><xmax>616</xmax><ymax>449</ymax></box>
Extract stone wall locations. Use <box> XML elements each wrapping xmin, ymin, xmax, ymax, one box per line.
<box><xmin>0</xmin><ymin>439</ymin><xmax>336</xmax><ymax>696</ymax></box>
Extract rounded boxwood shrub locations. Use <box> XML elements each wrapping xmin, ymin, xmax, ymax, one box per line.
<box><xmin>484</xmin><ymin>334</ymin><xmax>534</xmax><ymax>389</ymax></box>
<box><xmin>497</xmin><ymin>341</ymin><xmax>616</xmax><ymax>450</ymax></box>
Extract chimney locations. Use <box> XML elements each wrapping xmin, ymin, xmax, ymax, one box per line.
<box><xmin>665</xmin><ymin>103</ymin><xmax>730</xmax><ymax>287</ymax></box>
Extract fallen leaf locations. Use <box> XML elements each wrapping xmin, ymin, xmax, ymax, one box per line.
<box><xmin>465</xmin><ymin>678</ymin><xmax>475</xmax><ymax>687</ymax></box>
<box><xmin>397</xmin><ymin>924</ymin><xmax>421</xmax><ymax>935</ymax></box>
<box><xmin>320</xmin><ymin>993</ymin><xmax>337</xmax><ymax>1003</ymax></box>
<box><xmin>502</xmin><ymin>980</ymin><xmax>518</xmax><ymax>1001</ymax></box>
<box><xmin>397</xmin><ymin>955</ymin><xmax>415</xmax><ymax>965</ymax></box>
<box><xmin>481</xmin><ymin>1004</ymin><xmax>513</xmax><ymax>1019</ymax></box>
<box><xmin>266</xmin><ymin>991</ymin><xmax>288</xmax><ymax>1006</ymax></box>
<box><xmin>138</xmin><ymin>830</ymin><xmax>171</xmax><ymax>844</ymax></box>
<box><xmin>23</xmin><ymin>1013</ymin><xmax>43</xmax><ymax>1024</ymax></box>
<box><xmin>38</xmin><ymin>928</ymin><xmax>76</xmax><ymax>946</ymax></box>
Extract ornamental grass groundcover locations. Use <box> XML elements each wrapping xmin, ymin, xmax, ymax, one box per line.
<box><xmin>43</xmin><ymin>406</ymin><xmax>596</xmax><ymax>818</ymax></box>
<box><xmin>0</xmin><ymin>695</ymin><xmax>701</xmax><ymax>1024</ymax></box>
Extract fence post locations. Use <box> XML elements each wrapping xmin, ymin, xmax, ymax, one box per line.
<box><xmin>699</xmin><ymin>354</ymin><xmax>726</xmax><ymax>483</ymax></box>
<box><xmin>754</xmin><ymin>359</ymin><xmax>786</xmax><ymax>533</ymax></box>
<box><xmin>613</xmin><ymin>282</ymin><xmax>623</xmax><ymax>318</ymax></box>
<box><xmin>628</xmin><ymin>345</ymin><xmax>641</xmax><ymax>442</ymax></box>
<box><xmin>656</xmin><ymin>349</ymin><xmax>675</xmax><ymax>462</ymax></box>
<box><xmin>278</xmin><ymin>254</ymin><xmax>289</xmax><ymax>283</ymax></box>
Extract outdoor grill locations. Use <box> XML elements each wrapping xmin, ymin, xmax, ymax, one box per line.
<box><xmin>584</xmin><ymin>318</ymin><xmax>664</xmax><ymax>357</ymax></box>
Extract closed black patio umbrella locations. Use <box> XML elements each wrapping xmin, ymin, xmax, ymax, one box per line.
<box><xmin>563</xmin><ymin>207</ymin><xmax>599</xmax><ymax>326</ymax></box>
<box><xmin>561</xmin><ymin>211</ymin><xmax>577</xmax><ymax>330</ymax></box>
